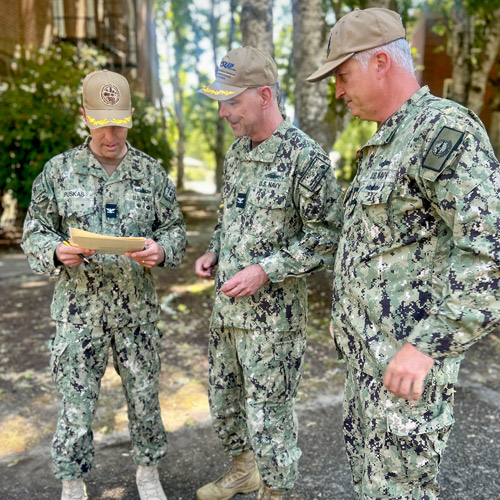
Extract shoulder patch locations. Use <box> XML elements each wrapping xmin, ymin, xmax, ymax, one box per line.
<box><xmin>299</xmin><ymin>155</ymin><xmax>330</xmax><ymax>192</ymax></box>
<box><xmin>164</xmin><ymin>182</ymin><xmax>176</xmax><ymax>202</ymax></box>
<box><xmin>423</xmin><ymin>126</ymin><xmax>464</xmax><ymax>172</ymax></box>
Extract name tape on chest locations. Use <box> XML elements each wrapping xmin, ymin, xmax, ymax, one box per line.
<box><xmin>423</xmin><ymin>126</ymin><xmax>464</xmax><ymax>172</ymax></box>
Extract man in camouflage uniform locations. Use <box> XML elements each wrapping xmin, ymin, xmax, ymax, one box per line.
<box><xmin>308</xmin><ymin>7</ymin><xmax>500</xmax><ymax>500</ymax></box>
<box><xmin>22</xmin><ymin>70</ymin><xmax>186</xmax><ymax>500</ymax></box>
<box><xmin>195</xmin><ymin>47</ymin><xmax>343</xmax><ymax>500</ymax></box>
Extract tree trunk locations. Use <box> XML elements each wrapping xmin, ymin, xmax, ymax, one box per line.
<box><xmin>292</xmin><ymin>0</ymin><xmax>340</xmax><ymax>152</ymax></box>
<box><xmin>240</xmin><ymin>0</ymin><xmax>273</xmax><ymax>55</ymax></box>
<box><xmin>172</xmin><ymin>70</ymin><xmax>185</xmax><ymax>192</ymax></box>
<box><xmin>466</xmin><ymin>8</ymin><xmax>500</xmax><ymax>115</ymax></box>
<box><xmin>209</xmin><ymin>0</ymin><xmax>232</xmax><ymax>193</ymax></box>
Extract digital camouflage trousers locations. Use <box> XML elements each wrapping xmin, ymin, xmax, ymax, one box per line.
<box><xmin>50</xmin><ymin>321</ymin><xmax>167</xmax><ymax>479</ymax></box>
<box><xmin>343</xmin><ymin>364</ymin><xmax>455</xmax><ymax>499</ymax></box>
<box><xmin>208</xmin><ymin>325</ymin><xmax>307</xmax><ymax>491</ymax></box>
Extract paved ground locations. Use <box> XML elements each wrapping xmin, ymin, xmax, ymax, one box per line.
<box><xmin>1</xmin><ymin>195</ymin><xmax>499</xmax><ymax>499</ymax></box>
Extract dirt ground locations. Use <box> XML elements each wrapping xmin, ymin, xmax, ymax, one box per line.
<box><xmin>1</xmin><ymin>193</ymin><xmax>500</xmax><ymax>500</ymax></box>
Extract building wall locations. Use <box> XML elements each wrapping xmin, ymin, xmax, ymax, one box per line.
<box><xmin>0</xmin><ymin>0</ymin><xmax>52</xmax><ymax>76</ymax></box>
<box><xmin>0</xmin><ymin>0</ymin><xmax>161</xmax><ymax>105</ymax></box>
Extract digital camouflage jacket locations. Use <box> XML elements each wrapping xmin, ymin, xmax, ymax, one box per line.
<box><xmin>22</xmin><ymin>137</ymin><xmax>186</xmax><ymax>327</ymax></box>
<box><xmin>208</xmin><ymin>120</ymin><xmax>343</xmax><ymax>332</ymax></box>
<box><xmin>332</xmin><ymin>87</ymin><xmax>500</xmax><ymax>383</ymax></box>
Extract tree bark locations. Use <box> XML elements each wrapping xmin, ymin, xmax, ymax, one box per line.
<box><xmin>171</xmin><ymin>58</ymin><xmax>185</xmax><ymax>191</ymax></box>
<box><xmin>292</xmin><ymin>0</ymin><xmax>341</xmax><ymax>152</ymax></box>
<box><xmin>240</xmin><ymin>0</ymin><xmax>273</xmax><ymax>55</ymax></box>
<box><xmin>466</xmin><ymin>8</ymin><xmax>500</xmax><ymax>115</ymax></box>
<box><xmin>211</xmin><ymin>0</ymin><xmax>234</xmax><ymax>193</ymax></box>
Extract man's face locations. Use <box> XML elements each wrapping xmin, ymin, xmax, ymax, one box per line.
<box><xmin>333</xmin><ymin>57</ymin><xmax>377</xmax><ymax>122</ymax></box>
<box><xmin>218</xmin><ymin>89</ymin><xmax>263</xmax><ymax>139</ymax></box>
<box><xmin>88</xmin><ymin>125</ymin><xmax>129</xmax><ymax>159</ymax></box>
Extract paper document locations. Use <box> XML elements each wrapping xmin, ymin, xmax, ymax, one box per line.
<box><xmin>69</xmin><ymin>227</ymin><xmax>146</xmax><ymax>255</ymax></box>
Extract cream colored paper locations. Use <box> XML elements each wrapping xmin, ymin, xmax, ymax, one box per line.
<box><xmin>69</xmin><ymin>227</ymin><xmax>145</xmax><ymax>255</ymax></box>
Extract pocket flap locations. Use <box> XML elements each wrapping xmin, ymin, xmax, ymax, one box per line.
<box><xmin>387</xmin><ymin>404</ymin><xmax>454</xmax><ymax>436</ymax></box>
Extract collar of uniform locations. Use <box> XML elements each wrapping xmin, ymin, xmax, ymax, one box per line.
<box><xmin>73</xmin><ymin>137</ymin><xmax>144</xmax><ymax>181</ymax></box>
<box><xmin>241</xmin><ymin>119</ymin><xmax>291</xmax><ymax>163</ymax></box>
<box><xmin>364</xmin><ymin>86</ymin><xmax>431</xmax><ymax>148</ymax></box>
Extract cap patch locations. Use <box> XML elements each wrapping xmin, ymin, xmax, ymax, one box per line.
<box><xmin>218</xmin><ymin>60</ymin><xmax>237</xmax><ymax>81</ymax></box>
<box><xmin>101</xmin><ymin>84</ymin><xmax>120</xmax><ymax>106</ymax></box>
<box><xmin>423</xmin><ymin>126</ymin><xmax>464</xmax><ymax>172</ymax></box>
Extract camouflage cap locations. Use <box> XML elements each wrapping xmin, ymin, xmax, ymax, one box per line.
<box><xmin>82</xmin><ymin>70</ymin><xmax>133</xmax><ymax>129</ymax></box>
<box><xmin>199</xmin><ymin>46</ymin><xmax>278</xmax><ymax>101</ymax></box>
<box><xmin>307</xmin><ymin>8</ymin><xmax>405</xmax><ymax>82</ymax></box>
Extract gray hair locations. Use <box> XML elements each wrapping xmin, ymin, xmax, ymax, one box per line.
<box><xmin>248</xmin><ymin>83</ymin><xmax>278</xmax><ymax>98</ymax></box>
<box><xmin>352</xmin><ymin>38</ymin><xmax>415</xmax><ymax>75</ymax></box>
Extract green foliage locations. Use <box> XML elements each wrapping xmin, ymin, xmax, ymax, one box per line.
<box><xmin>127</xmin><ymin>93</ymin><xmax>172</xmax><ymax>168</ymax></box>
<box><xmin>333</xmin><ymin>118</ymin><xmax>377</xmax><ymax>182</ymax></box>
<box><xmin>0</xmin><ymin>43</ymin><xmax>105</xmax><ymax>210</ymax></box>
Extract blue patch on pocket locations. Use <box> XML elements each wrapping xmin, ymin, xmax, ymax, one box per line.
<box><xmin>105</xmin><ymin>203</ymin><xmax>118</xmax><ymax>218</ymax></box>
<box><xmin>236</xmin><ymin>193</ymin><xmax>247</xmax><ymax>209</ymax></box>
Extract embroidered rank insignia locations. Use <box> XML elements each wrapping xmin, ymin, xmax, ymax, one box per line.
<box><xmin>105</xmin><ymin>203</ymin><xmax>118</xmax><ymax>218</ymax></box>
<box><xmin>423</xmin><ymin>126</ymin><xmax>464</xmax><ymax>172</ymax></box>
<box><xmin>299</xmin><ymin>156</ymin><xmax>329</xmax><ymax>192</ymax></box>
<box><xmin>236</xmin><ymin>193</ymin><xmax>247</xmax><ymax>209</ymax></box>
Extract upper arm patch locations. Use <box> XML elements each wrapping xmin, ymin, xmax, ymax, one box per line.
<box><xmin>423</xmin><ymin>126</ymin><xmax>465</xmax><ymax>172</ymax></box>
<box><xmin>164</xmin><ymin>182</ymin><xmax>176</xmax><ymax>202</ymax></box>
<box><xmin>299</xmin><ymin>155</ymin><xmax>329</xmax><ymax>192</ymax></box>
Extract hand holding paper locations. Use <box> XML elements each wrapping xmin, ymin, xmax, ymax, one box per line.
<box><xmin>125</xmin><ymin>239</ymin><xmax>166</xmax><ymax>268</ymax></box>
<box><xmin>69</xmin><ymin>227</ymin><xmax>146</xmax><ymax>255</ymax></box>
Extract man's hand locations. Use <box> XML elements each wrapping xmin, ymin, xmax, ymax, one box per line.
<box><xmin>125</xmin><ymin>239</ymin><xmax>165</xmax><ymax>268</ymax></box>
<box><xmin>220</xmin><ymin>264</ymin><xmax>270</xmax><ymax>297</ymax></box>
<box><xmin>383</xmin><ymin>342</ymin><xmax>435</xmax><ymax>401</ymax></box>
<box><xmin>195</xmin><ymin>252</ymin><xmax>217</xmax><ymax>278</ymax></box>
<box><xmin>55</xmin><ymin>243</ymin><xmax>95</xmax><ymax>268</ymax></box>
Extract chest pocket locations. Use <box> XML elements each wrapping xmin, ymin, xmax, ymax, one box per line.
<box><xmin>122</xmin><ymin>193</ymin><xmax>155</xmax><ymax>234</ymax></box>
<box><xmin>57</xmin><ymin>196</ymin><xmax>95</xmax><ymax>227</ymax></box>
<box><xmin>355</xmin><ymin>182</ymin><xmax>394</xmax><ymax>250</ymax></box>
<box><xmin>245</xmin><ymin>179</ymin><xmax>290</xmax><ymax>237</ymax></box>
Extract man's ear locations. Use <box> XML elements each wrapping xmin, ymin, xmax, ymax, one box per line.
<box><xmin>374</xmin><ymin>51</ymin><xmax>391</xmax><ymax>79</ymax></box>
<box><xmin>79</xmin><ymin>107</ymin><xmax>88</xmax><ymax>124</ymax></box>
<box><xmin>258</xmin><ymin>86</ymin><xmax>273</xmax><ymax>109</ymax></box>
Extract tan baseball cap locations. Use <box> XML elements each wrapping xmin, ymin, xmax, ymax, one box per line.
<box><xmin>306</xmin><ymin>8</ymin><xmax>406</xmax><ymax>82</ymax></box>
<box><xmin>199</xmin><ymin>46</ymin><xmax>278</xmax><ymax>101</ymax></box>
<box><xmin>82</xmin><ymin>70</ymin><xmax>133</xmax><ymax>129</ymax></box>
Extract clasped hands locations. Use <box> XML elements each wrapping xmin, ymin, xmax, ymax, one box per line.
<box><xmin>194</xmin><ymin>252</ymin><xmax>269</xmax><ymax>297</ymax></box>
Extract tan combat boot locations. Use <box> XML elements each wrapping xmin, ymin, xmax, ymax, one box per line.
<box><xmin>258</xmin><ymin>481</ymin><xmax>284</xmax><ymax>500</ymax></box>
<box><xmin>136</xmin><ymin>464</ymin><xmax>168</xmax><ymax>500</ymax></box>
<box><xmin>61</xmin><ymin>478</ymin><xmax>87</xmax><ymax>500</ymax></box>
<box><xmin>196</xmin><ymin>450</ymin><xmax>260</xmax><ymax>500</ymax></box>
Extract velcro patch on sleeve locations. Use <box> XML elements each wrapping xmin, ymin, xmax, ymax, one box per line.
<box><xmin>423</xmin><ymin>126</ymin><xmax>465</xmax><ymax>172</ymax></box>
<box><xmin>299</xmin><ymin>156</ymin><xmax>329</xmax><ymax>192</ymax></box>
<box><xmin>164</xmin><ymin>183</ymin><xmax>175</xmax><ymax>202</ymax></box>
